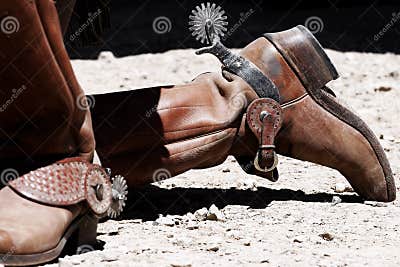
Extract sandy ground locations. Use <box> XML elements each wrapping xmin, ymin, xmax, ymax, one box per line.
<box><xmin>48</xmin><ymin>48</ymin><xmax>400</xmax><ymax>266</ymax></box>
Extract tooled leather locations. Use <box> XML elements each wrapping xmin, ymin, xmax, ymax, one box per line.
<box><xmin>246</xmin><ymin>98</ymin><xmax>282</xmax><ymax>169</ymax></box>
<box><xmin>8</xmin><ymin>158</ymin><xmax>112</xmax><ymax>216</ymax></box>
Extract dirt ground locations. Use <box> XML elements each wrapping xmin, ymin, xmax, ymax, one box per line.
<box><xmin>48</xmin><ymin>48</ymin><xmax>400</xmax><ymax>267</ymax></box>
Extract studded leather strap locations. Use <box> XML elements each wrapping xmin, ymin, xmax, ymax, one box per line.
<box><xmin>8</xmin><ymin>157</ymin><xmax>113</xmax><ymax>216</ymax></box>
<box><xmin>246</xmin><ymin>98</ymin><xmax>283</xmax><ymax>173</ymax></box>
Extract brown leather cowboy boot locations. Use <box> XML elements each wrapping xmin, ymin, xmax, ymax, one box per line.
<box><xmin>92</xmin><ymin>26</ymin><xmax>395</xmax><ymax>202</ymax></box>
<box><xmin>234</xmin><ymin>26</ymin><xmax>395</xmax><ymax>202</ymax></box>
<box><xmin>0</xmin><ymin>0</ymin><xmax>124</xmax><ymax>265</ymax></box>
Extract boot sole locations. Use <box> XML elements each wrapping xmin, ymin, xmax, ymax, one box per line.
<box><xmin>0</xmin><ymin>214</ymin><xmax>97</xmax><ymax>266</ymax></box>
<box><xmin>264</xmin><ymin>25</ymin><xmax>395</xmax><ymax>201</ymax></box>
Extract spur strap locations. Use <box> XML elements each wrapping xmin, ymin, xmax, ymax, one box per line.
<box><xmin>8</xmin><ymin>157</ymin><xmax>127</xmax><ymax>218</ymax></box>
<box><xmin>246</xmin><ymin>98</ymin><xmax>283</xmax><ymax>173</ymax></box>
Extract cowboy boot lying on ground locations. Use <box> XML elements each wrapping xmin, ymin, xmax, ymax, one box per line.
<box><xmin>91</xmin><ymin>26</ymin><xmax>395</xmax><ymax>202</ymax></box>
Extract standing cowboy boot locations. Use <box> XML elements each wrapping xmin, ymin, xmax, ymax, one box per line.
<box><xmin>0</xmin><ymin>0</ymin><xmax>123</xmax><ymax>265</ymax></box>
<box><xmin>92</xmin><ymin>26</ymin><xmax>395</xmax><ymax>202</ymax></box>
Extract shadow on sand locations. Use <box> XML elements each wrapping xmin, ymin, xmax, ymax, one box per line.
<box><xmin>117</xmin><ymin>185</ymin><xmax>363</xmax><ymax>221</ymax></box>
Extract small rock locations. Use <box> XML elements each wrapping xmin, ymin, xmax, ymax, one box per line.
<box><xmin>319</xmin><ymin>233</ymin><xmax>334</xmax><ymax>241</ymax></box>
<box><xmin>222</xmin><ymin>168</ymin><xmax>230</xmax><ymax>173</ymax></box>
<box><xmin>186</xmin><ymin>222</ymin><xmax>199</xmax><ymax>230</ymax></box>
<box><xmin>293</xmin><ymin>236</ymin><xmax>305</xmax><ymax>243</ymax></box>
<box><xmin>194</xmin><ymin>207</ymin><xmax>208</xmax><ymax>221</ymax></box>
<box><xmin>154</xmin><ymin>216</ymin><xmax>175</xmax><ymax>226</ymax></box>
<box><xmin>364</xmin><ymin>201</ymin><xmax>387</xmax><ymax>207</ymax></box>
<box><xmin>207</xmin><ymin>204</ymin><xmax>224</xmax><ymax>221</ymax></box>
<box><xmin>207</xmin><ymin>245</ymin><xmax>219</xmax><ymax>252</ymax></box>
<box><xmin>374</xmin><ymin>86</ymin><xmax>392</xmax><ymax>92</ymax></box>
<box><xmin>100</xmin><ymin>251</ymin><xmax>119</xmax><ymax>262</ymax></box>
<box><xmin>243</xmin><ymin>241</ymin><xmax>251</xmax><ymax>246</ymax></box>
<box><xmin>331</xmin><ymin>196</ymin><xmax>342</xmax><ymax>206</ymax></box>
<box><xmin>70</xmin><ymin>257</ymin><xmax>82</xmax><ymax>265</ymax></box>
<box><xmin>170</xmin><ymin>263</ymin><xmax>192</xmax><ymax>267</ymax></box>
<box><xmin>334</xmin><ymin>183</ymin><xmax>346</xmax><ymax>193</ymax></box>
<box><xmin>332</xmin><ymin>183</ymin><xmax>353</xmax><ymax>193</ymax></box>
<box><xmin>389</xmin><ymin>71</ymin><xmax>399</xmax><ymax>78</ymax></box>
<box><xmin>184</xmin><ymin>212</ymin><xmax>196</xmax><ymax>221</ymax></box>
<box><xmin>98</xmin><ymin>51</ymin><xmax>115</xmax><ymax>61</ymax></box>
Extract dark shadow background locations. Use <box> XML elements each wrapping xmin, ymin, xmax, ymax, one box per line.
<box><xmin>66</xmin><ymin>0</ymin><xmax>400</xmax><ymax>59</ymax></box>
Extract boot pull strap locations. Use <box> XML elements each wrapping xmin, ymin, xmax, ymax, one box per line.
<box><xmin>8</xmin><ymin>157</ymin><xmax>127</xmax><ymax>219</ymax></box>
<box><xmin>196</xmin><ymin>40</ymin><xmax>281</xmax><ymax>102</ymax></box>
<box><xmin>246</xmin><ymin>98</ymin><xmax>283</xmax><ymax>174</ymax></box>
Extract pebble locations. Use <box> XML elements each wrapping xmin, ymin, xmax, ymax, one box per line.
<box><xmin>207</xmin><ymin>204</ymin><xmax>225</xmax><ymax>221</ymax></box>
<box><xmin>319</xmin><ymin>233</ymin><xmax>334</xmax><ymax>241</ymax></box>
<box><xmin>70</xmin><ymin>258</ymin><xmax>83</xmax><ymax>265</ymax></box>
<box><xmin>374</xmin><ymin>86</ymin><xmax>392</xmax><ymax>92</ymax></box>
<box><xmin>171</xmin><ymin>264</ymin><xmax>192</xmax><ymax>267</ymax></box>
<box><xmin>388</xmin><ymin>71</ymin><xmax>399</xmax><ymax>78</ymax></box>
<box><xmin>154</xmin><ymin>216</ymin><xmax>175</xmax><ymax>226</ymax></box>
<box><xmin>364</xmin><ymin>201</ymin><xmax>387</xmax><ymax>207</ymax></box>
<box><xmin>293</xmin><ymin>235</ymin><xmax>306</xmax><ymax>243</ymax></box>
<box><xmin>222</xmin><ymin>168</ymin><xmax>231</xmax><ymax>173</ymax></box>
<box><xmin>333</xmin><ymin>182</ymin><xmax>353</xmax><ymax>193</ymax></box>
<box><xmin>98</xmin><ymin>51</ymin><xmax>115</xmax><ymax>62</ymax></box>
<box><xmin>100</xmin><ymin>251</ymin><xmax>119</xmax><ymax>262</ymax></box>
<box><xmin>331</xmin><ymin>196</ymin><xmax>342</xmax><ymax>206</ymax></box>
<box><xmin>207</xmin><ymin>245</ymin><xmax>219</xmax><ymax>252</ymax></box>
<box><xmin>184</xmin><ymin>212</ymin><xmax>196</xmax><ymax>221</ymax></box>
<box><xmin>194</xmin><ymin>207</ymin><xmax>208</xmax><ymax>221</ymax></box>
<box><xmin>334</xmin><ymin>183</ymin><xmax>347</xmax><ymax>193</ymax></box>
<box><xmin>186</xmin><ymin>222</ymin><xmax>199</xmax><ymax>230</ymax></box>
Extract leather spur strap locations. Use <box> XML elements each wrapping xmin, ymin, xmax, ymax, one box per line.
<box><xmin>246</xmin><ymin>98</ymin><xmax>283</xmax><ymax>173</ymax></box>
<box><xmin>8</xmin><ymin>157</ymin><xmax>126</xmax><ymax>218</ymax></box>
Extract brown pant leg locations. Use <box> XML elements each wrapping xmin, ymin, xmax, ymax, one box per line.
<box><xmin>0</xmin><ymin>0</ymin><xmax>94</xmax><ymax>174</ymax></box>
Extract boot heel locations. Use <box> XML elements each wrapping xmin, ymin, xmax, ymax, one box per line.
<box><xmin>73</xmin><ymin>214</ymin><xmax>98</xmax><ymax>254</ymax></box>
<box><xmin>264</xmin><ymin>25</ymin><xmax>339</xmax><ymax>93</ymax></box>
